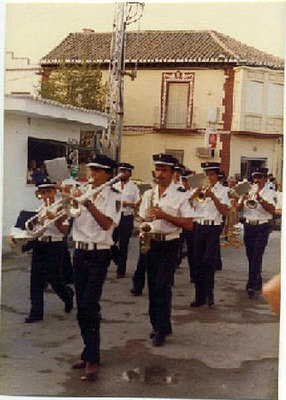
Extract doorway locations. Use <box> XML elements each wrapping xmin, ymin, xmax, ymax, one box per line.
<box><xmin>241</xmin><ymin>157</ymin><xmax>267</xmax><ymax>180</ymax></box>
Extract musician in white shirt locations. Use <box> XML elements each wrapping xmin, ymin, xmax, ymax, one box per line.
<box><xmin>139</xmin><ymin>153</ymin><xmax>193</xmax><ymax>346</ymax></box>
<box><xmin>237</xmin><ymin>168</ymin><xmax>276</xmax><ymax>298</ymax></box>
<box><xmin>25</xmin><ymin>181</ymin><xmax>74</xmax><ymax>323</ymax></box>
<box><xmin>190</xmin><ymin>162</ymin><xmax>230</xmax><ymax>308</ymax></box>
<box><xmin>71</xmin><ymin>154</ymin><xmax>121</xmax><ymax>381</ymax></box>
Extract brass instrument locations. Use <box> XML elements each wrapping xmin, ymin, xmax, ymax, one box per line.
<box><xmin>187</xmin><ymin>173</ymin><xmax>209</xmax><ymax>207</ymax></box>
<box><xmin>139</xmin><ymin>188</ymin><xmax>156</xmax><ymax>254</ymax></box>
<box><xmin>25</xmin><ymin>198</ymin><xmax>67</xmax><ymax>238</ymax></box>
<box><xmin>221</xmin><ymin>181</ymin><xmax>253</xmax><ymax>248</ymax></box>
<box><xmin>68</xmin><ymin>173</ymin><xmax>123</xmax><ymax>218</ymax></box>
<box><xmin>25</xmin><ymin>173</ymin><xmax>123</xmax><ymax>238</ymax></box>
<box><xmin>192</xmin><ymin>186</ymin><xmax>212</xmax><ymax>202</ymax></box>
<box><xmin>221</xmin><ymin>198</ymin><xmax>243</xmax><ymax>249</ymax></box>
<box><xmin>245</xmin><ymin>191</ymin><xmax>259</xmax><ymax>209</ymax></box>
<box><xmin>7</xmin><ymin>227</ymin><xmax>35</xmax><ymax>254</ymax></box>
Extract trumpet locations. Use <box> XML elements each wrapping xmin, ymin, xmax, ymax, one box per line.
<box><xmin>67</xmin><ymin>172</ymin><xmax>123</xmax><ymax>218</ymax></box>
<box><xmin>190</xmin><ymin>185</ymin><xmax>213</xmax><ymax>205</ymax></box>
<box><xmin>139</xmin><ymin>187</ymin><xmax>156</xmax><ymax>254</ymax></box>
<box><xmin>245</xmin><ymin>191</ymin><xmax>259</xmax><ymax>209</ymax></box>
<box><xmin>25</xmin><ymin>173</ymin><xmax>123</xmax><ymax>238</ymax></box>
<box><xmin>25</xmin><ymin>198</ymin><xmax>67</xmax><ymax>238</ymax></box>
<box><xmin>25</xmin><ymin>179</ymin><xmax>92</xmax><ymax>237</ymax></box>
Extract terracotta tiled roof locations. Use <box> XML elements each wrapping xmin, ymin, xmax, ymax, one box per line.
<box><xmin>41</xmin><ymin>30</ymin><xmax>284</xmax><ymax>69</ymax></box>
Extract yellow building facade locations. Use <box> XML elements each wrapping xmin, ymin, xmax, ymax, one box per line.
<box><xmin>40</xmin><ymin>29</ymin><xmax>284</xmax><ymax>183</ymax></box>
<box><xmin>119</xmin><ymin>66</ymin><xmax>283</xmax><ymax>183</ymax></box>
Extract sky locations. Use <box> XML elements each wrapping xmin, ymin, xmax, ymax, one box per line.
<box><xmin>4</xmin><ymin>0</ymin><xmax>286</xmax><ymax>64</ymax></box>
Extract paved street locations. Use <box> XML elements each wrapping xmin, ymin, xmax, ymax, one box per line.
<box><xmin>0</xmin><ymin>230</ymin><xmax>280</xmax><ymax>399</ymax></box>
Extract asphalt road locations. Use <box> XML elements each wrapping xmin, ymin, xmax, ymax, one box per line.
<box><xmin>0</xmin><ymin>230</ymin><xmax>280</xmax><ymax>399</ymax></box>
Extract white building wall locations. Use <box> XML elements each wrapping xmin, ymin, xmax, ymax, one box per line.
<box><xmin>5</xmin><ymin>52</ymin><xmax>41</xmax><ymax>96</ymax></box>
<box><xmin>122</xmin><ymin>131</ymin><xmax>222</xmax><ymax>182</ymax></box>
<box><xmin>229</xmin><ymin>135</ymin><xmax>283</xmax><ymax>181</ymax></box>
<box><xmin>3</xmin><ymin>113</ymin><xmax>85</xmax><ymax>235</ymax></box>
<box><xmin>232</xmin><ymin>66</ymin><xmax>284</xmax><ymax>134</ymax></box>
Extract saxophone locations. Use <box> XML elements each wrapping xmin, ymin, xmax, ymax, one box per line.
<box><xmin>139</xmin><ymin>188</ymin><xmax>156</xmax><ymax>254</ymax></box>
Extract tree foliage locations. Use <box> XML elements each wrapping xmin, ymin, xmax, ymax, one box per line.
<box><xmin>39</xmin><ymin>60</ymin><xmax>107</xmax><ymax>111</ymax></box>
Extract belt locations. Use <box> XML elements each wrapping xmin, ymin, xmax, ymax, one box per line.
<box><xmin>39</xmin><ymin>236</ymin><xmax>64</xmax><ymax>243</ymax></box>
<box><xmin>75</xmin><ymin>241</ymin><xmax>110</xmax><ymax>251</ymax></box>
<box><xmin>122</xmin><ymin>212</ymin><xmax>133</xmax><ymax>216</ymax></box>
<box><xmin>245</xmin><ymin>219</ymin><xmax>269</xmax><ymax>226</ymax></box>
<box><xmin>197</xmin><ymin>219</ymin><xmax>221</xmax><ymax>226</ymax></box>
<box><xmin>151</xmin><ymin>232</ymin><xmax>180</xmax><ymax>242</ymax></box>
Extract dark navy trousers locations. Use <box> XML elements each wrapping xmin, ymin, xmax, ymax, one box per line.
<box><xmin>243</xmin><ymin>222</ymin><xmax>270</xmax><ymax>291</ymax></box>
<box><xmin>29</xmin><ymin>241</ymin><xmax>71</xmax><ymax>319</ymax></box>
<box><xmin>146</xmin><ymin>239</ymin><xmax>179</xmax><ymax>335</ymax></box>
<box><xmin>192</xmin><ymin>224</ymin><xmax>221</xmax><ymax>302</ymax></box>
<box><xmin>132</xmin><ymin>251</ymin><xmax>147</xmax><ymax>293</ymax></box>
<box><xmin>112</xmin><ymin>214</ymin><xmax>134</xmax><ymax>276</ymax></box>
<box><xmin>73</xmin><ymin>248</ymin><xmax>110</xmax><ymax>364</ymax></box>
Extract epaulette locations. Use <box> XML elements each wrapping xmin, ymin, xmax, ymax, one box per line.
<box><xmin>111</xmin><ymin>187</ymin><xmax>120</xmax><ymax>194</ymax></box>
<box><xmin>177</xmin><ymin>187</ymin><xmax>186</xmax><ymax>192</ymax></box>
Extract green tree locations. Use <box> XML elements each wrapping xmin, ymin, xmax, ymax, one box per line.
<box><xmin>39</xmin><ymin>60</ymin><xmax>107</xmax><ymax>111</ymax></box>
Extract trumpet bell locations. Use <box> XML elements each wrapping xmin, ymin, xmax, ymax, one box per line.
<box><xmin>196</xmin><ymin>192</ymin><xmax>206</xmax><ymax>202</ymax></box>
<box><xmin>246</xmin><ymin>199</ymin><xmax>258</xmax><ymax>209</ymax></box>
<box><xmin>69</xmin><ymin>208</ymin><xmax>82</xmax><ymax>218</ymax></box>
<box><xmin>7</xmin><ymin>227</ymin><xmax>34</xmax><ymax>254</ymax></box>
<box><xmin>140</xmin><ymin>222</ymin><xmax>153</xmax><ymax>233</ymax></box>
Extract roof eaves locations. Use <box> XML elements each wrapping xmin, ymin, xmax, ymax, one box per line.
<box><xmin>11</xmin><ymin>95</ymin><xmax>109</xmax><ymax>117</ymax></box>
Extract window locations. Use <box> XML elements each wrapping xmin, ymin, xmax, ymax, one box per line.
<box><xmin>241</xmin><ymin>156</ymin><xmax>267</xmax><ymax>180</ymax></box>
<box><xmin>267</xmin><ymin>83</ymin><xmax>283</xmax><ymax>116</ymax></box>
<box><xmin>161</xmin><ymin>72</ymin><xmax>195</xmax><ymax>129</ymax></box>
<box><xmin>166</xmin><ymin>83</ymin><xmax>189</xmax><ymax>128</ymax></box>
<box><xmin>245</xmin><ymin>81</ymin><xmax>263</xmax><ymax>114</ymax></box>
<box><xmin>27</xmin><ymin>137</ymin><xmax>66</xmax><ymax>184</ymax></box>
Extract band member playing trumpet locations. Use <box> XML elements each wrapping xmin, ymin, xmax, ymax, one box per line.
<box><xmin>25</xmin><ymin>181</ymin><xmax>74</xmax><ymax>323</ymax></box>
<box><xmin>112</xmin><ymin>162</ymin><xmax>140</xmax><ymax>278</ymax></box>
<box><xmin>190</xmin><ymin>162</ymin><xmax>230</xmax><ymax>308</ymax></box>
<box><xmin>70</xmin><ymin>154</ymin><xmax>122</xmax><ymax>381</ymax></box>
<box><xmin>139</xmin><ymin>153</ymin><xmax>193</xmax><ymax>347</ymax></box>
<box><xmin>236</xmin><ymin>168</ymin><xmax>276</xmax><ymax>298</ymax></box>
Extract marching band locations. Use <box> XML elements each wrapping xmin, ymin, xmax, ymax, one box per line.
<box><xmin>8</xmin><ymin>152</ymin><xmax>281</xmax><ymax>380</ymax></box>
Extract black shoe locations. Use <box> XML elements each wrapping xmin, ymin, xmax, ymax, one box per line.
<box><xmin>65</xmin><ymin>287</ymin><xmax>74</xmax><ymax>313</ymax></box>
<box><xmin>25</xmin><ymin>315</ymin><xmax>43</xmax><ymax>323</ymax></box>
<box><xmin>247</xmin><ymin>288</ymin><xmax>255</xmax><ymax>298</ymax></box>
<box><xmin>150</xmin><ymin>330</ymin><xmax>156</xmax><ymax>339</ymax></box>
<box><xmin>190</xmin><ymin>300</ymin><xmax>206</xmax><ymax>308</ymax></box>
<box><xmin>207</xmin><ymin>295</ymin><xmax>214</xmax><ymax>308</ymax></box>
<box><xmin>152</xmin><ymin>332</ymin><xmax>166</xmax><ymax>347</ymax></box>
<box><xmin>130</xmin><ymin>288</ymin><xmax>142</xmax><ymax>296</ymax></box>
<box><xmin>150</xmin><ymin>330</ymin><xmax>171</xmax><ymax>339</ymax></box>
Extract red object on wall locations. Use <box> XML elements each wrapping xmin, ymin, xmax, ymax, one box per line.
<box><xmin>209</xmin><ymin>132</ymin><xmax>217</xmax><ymax>148</ymax></box>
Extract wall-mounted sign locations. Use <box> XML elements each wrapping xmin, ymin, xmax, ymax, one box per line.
<box><xmin>205</xmin><ymin>127</ymin><xmax>217</xmax><ymax>149</ymax></box>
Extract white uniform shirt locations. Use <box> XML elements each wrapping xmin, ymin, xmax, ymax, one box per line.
<box><xmin>191</xmin><ymin>182</ymin><xmax>231</xmax><ymax>223</ymax></box>
<box><xmin>276</xmin><ymin>191</ymin><xmax>283</xmax><ymax>211</ymax></box>
<box><xmin>42</xmin><ymin>220</ymin><xmax>65</xmax><ymax>239</ymax></box>
<box><xmin>113</xmin><ymin>180</ymin><xmax>140</xmax><ymax>214</ymax></box>
<box><xmin>36</xmin><ymin>200</ymin><xmax>65</xmax><ymax>239</ymax></box>
<box><xmin>139</xmin><ymin>181</ymin><xmax>193</xmax><ymax>235</ymax></box>
<box><xmin>72</xmin><ymin>186</ymin><xmax>122</xmax><ymax>246</ymax></box>
<box><xmin>241</xmin><ymin>184</ymin><xmax>276</xmax><ymax>221</ymax></box>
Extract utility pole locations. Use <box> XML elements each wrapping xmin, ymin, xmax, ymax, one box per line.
<box><xmin>101</xmin><ymin>2</ymin><xmax>144</xmax><ymax>161</ymax></box>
